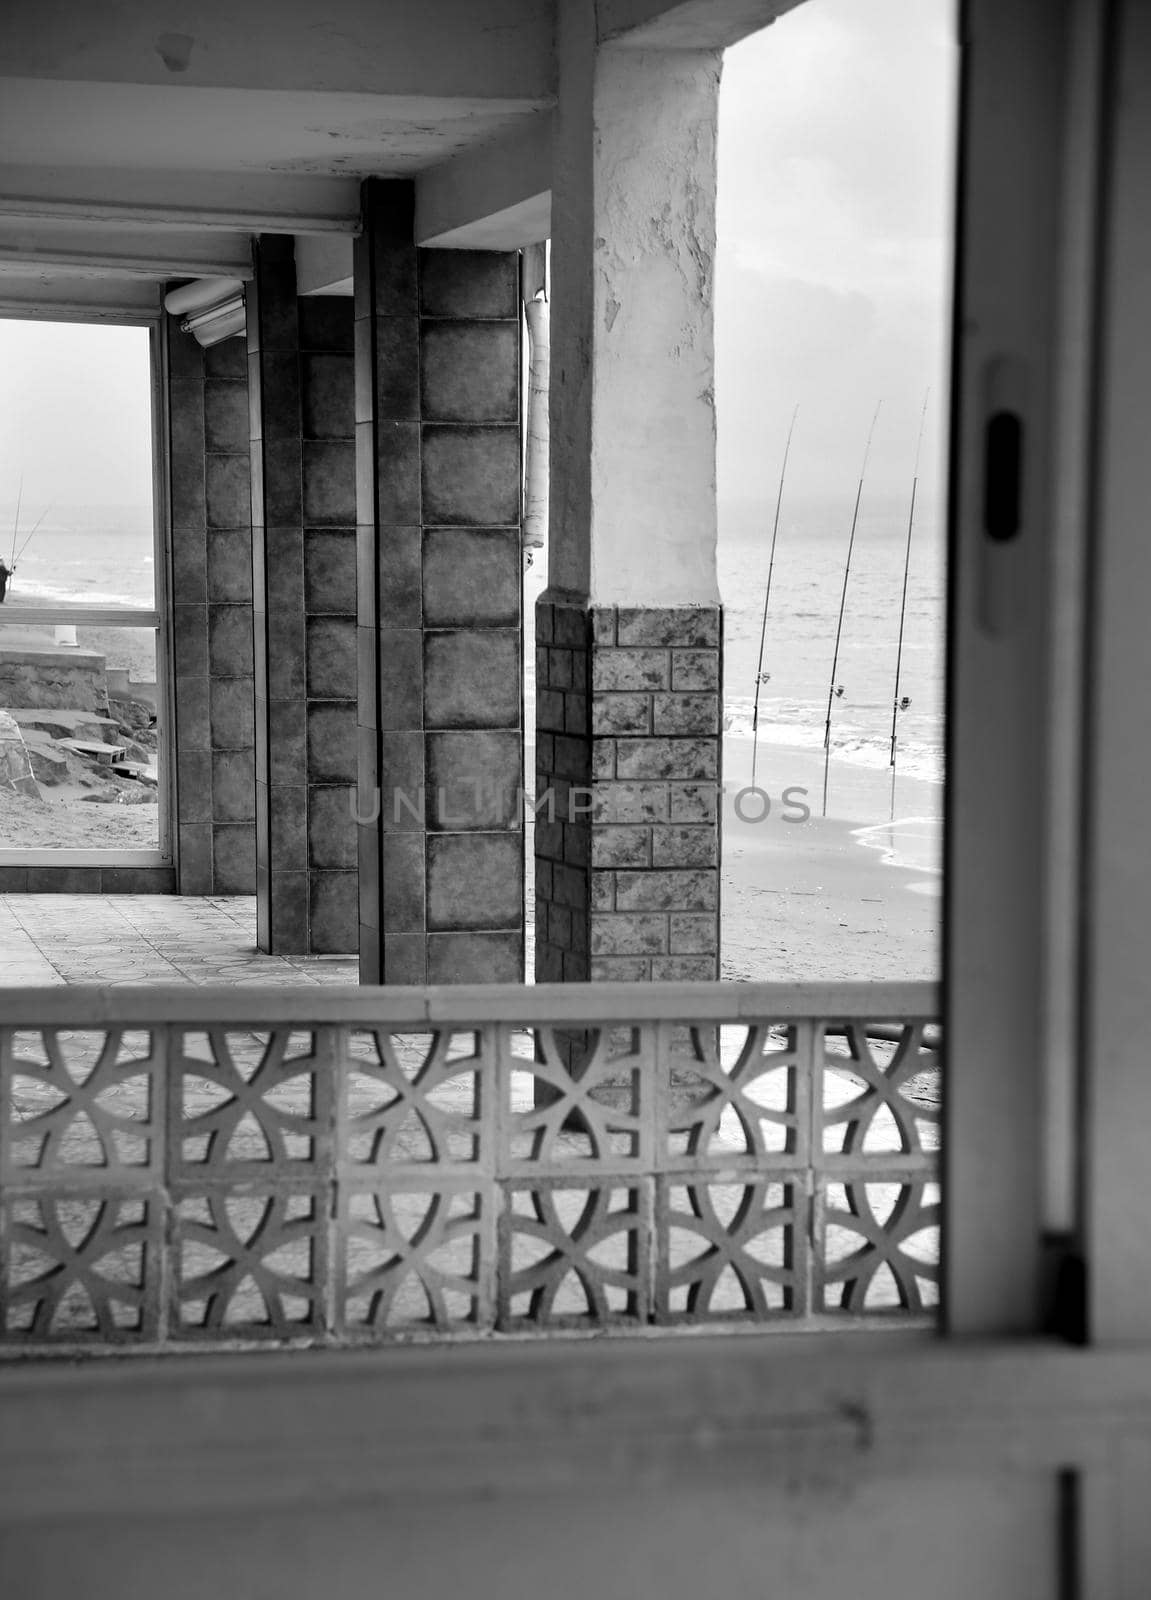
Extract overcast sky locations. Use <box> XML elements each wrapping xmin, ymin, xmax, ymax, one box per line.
<box><xmin>0</xmin><ymin>319</ymin><xmax>153</xmax><ymax>519</ymax></box>
<box><xmin>0</xmin><ymin>0</ymin><xmax>957</xmax><ymax>528</ymax></box>
<box><xmin>716</xmin><ymin>0</ymin><xmax>957</xmax><ymax>520</ymax></box>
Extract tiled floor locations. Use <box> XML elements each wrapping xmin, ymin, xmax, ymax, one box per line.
<box><xmin>0</xmin><ymin>896</ymin><xmax>360</xmax><ymax>987</ymax></box>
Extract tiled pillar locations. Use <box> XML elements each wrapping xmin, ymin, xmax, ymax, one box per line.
<box><xmin>354</xmin><ymin>179</ymin><xmax>523</xmax><ymax>985</ymax></box>
<box><xmin>166</xmin><ymin>317</ymin><xmax>256</xmax><ymax>895</ymax></box>
<box><xmin>539</xmin><ymin>30</ymin><xmax>723</xmax><ymax>982</ymax></box>
<box><xmin>248</xmin><ymin>237</ymin><xmax>303</xmax><ymax>950</ymax></box>
<box><xmin>300</xmin><ymin>297</ymin><xmax>358</xmax><ymax>953</ymax></box>
<box><xmin>249</xmin><ymin>241</ymin><xmax>358</xmax><ymax>953</ymax></box>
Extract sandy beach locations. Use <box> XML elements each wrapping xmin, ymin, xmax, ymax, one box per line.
<box><xmin>720</xmin><ymin>733</ymin><xmax>942</xmax><ymax>983</ymax></box>
<box><xmin>0</xmin><ymin>785</ymin><xmax>158</xmax><ymax>849</ymax></box>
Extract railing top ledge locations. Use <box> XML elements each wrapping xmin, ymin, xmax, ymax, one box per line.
<box><xmin>0</xmin><ymin>979</ymin><xmax>942</xmax><ymax>1030</ymax></box>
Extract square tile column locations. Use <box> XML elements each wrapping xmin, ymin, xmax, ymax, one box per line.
<box><xmin>248</xmin><ymin>242</ymin><xmax>359</xmax><ymax>953</ymax></box>
<box><xmin>354</xmin><ymin>179</ymin><xmax>523</xmax><ymax>985</ymax></box>
<box><xmin>248</xmin><ymin>236</ymin><xmax>304</xmax><ymax>950</ymax></box>
<box><xmin>539</xmin><ymin>26</ymin><xmax>724</xmax><ymax>982</ymax></box>
<box><xmin>299</xmin><ymin>297</ymin><xmax>358</xmax><ymax>952</ymax></box>
<box><xmin>166</xmin><ymin>316</ymin><xmax>256</xmax><ymax>895</ymax></box>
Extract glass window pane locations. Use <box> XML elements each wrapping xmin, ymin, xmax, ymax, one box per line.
<box><xmin>716</xmin><ymin>0</ymin><xmax>956</xmax><ymax>986</ymax></box>
<box><xmin>0</xmin><ymin>621</ymin><xmax>161</xmax><ymax>853</ymax></box>
<box><xmin>0</xmin><ymin>322</ymin><xmax>155</xmax><ymax>607</ymax></box>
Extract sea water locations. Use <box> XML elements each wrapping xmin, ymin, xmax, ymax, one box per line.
<box><xmin>2</xmin><ymin>515</ymin><xmax>155</xmax><ymax>608</ymax></box>
<box><xmin>7</xmin><ymin>506</ymin><xmax>948</xmax><ymax>822</ymax></box>
<box><xmin>720</xmin><ymin>497</ymin><xmax>946</xmax><ymax>793</ymax></box>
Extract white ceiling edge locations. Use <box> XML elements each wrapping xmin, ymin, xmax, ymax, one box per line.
<box><xmin>0</xmin><ymin>272</ymin><xmax>161</xmax><ymax>321</ymax></box>
<box><xmin>0</xmin><ymin>165</ymin><xmax>362</xmax><ymax>236</ymax></box>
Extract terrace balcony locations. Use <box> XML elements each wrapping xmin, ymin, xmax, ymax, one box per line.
<box><xmin>0</xmin><ymin>953</ymin><xmax>939</xmax><ymax>1352</ymax></box>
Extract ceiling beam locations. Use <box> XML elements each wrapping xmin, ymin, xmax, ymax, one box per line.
<box><xmin>0</xmin><ymin>166</ymin><xmax>361</xmax><ymax>235</ymax></box>
<box><xmin>597</xmin><ymin>0</ymin><xmax>806</xmax><ymax>49</ymax></box>
<box><xmin>0</xmin><ymin>271</ymin><xmax>161</xmax><ymax>321</ymax></box>
<box><xmin>0</xmin><ymin>0</ymin><xmax>554</xmax><ymax>101</ymax></box>
<box><xmin>416</xmin><ymin>112</ymin><xmax>552</xmax><ymax>248</ymax></box>
<box><xmin>295</xmin><ymin>234</ymin><xmax>354</xmax><ymax>296</ymax></box>
<box><xmin>0</xmin><ymin>79</ymin><xmax>550</xmax><ymax>182</ymax></box>
<box><xmin>0</xmin><ymin>221</ymin><xmax>252</xmax><ymax>279</ymax></box>
<box><xmin>421</xmin><ymin>194</ymin><xmax>551</xmax><ymax>251</ymax></box>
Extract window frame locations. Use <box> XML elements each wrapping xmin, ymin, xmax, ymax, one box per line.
<box><xmin>0</xmin><ymin>315</ymin><xmax>174</xmax><ymax>870</ymax></box>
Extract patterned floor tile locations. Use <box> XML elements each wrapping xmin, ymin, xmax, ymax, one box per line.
<box><xmin>0</xmin><ymin>895</ymin><xmax>360</xmax><ymax>989</ymax></box>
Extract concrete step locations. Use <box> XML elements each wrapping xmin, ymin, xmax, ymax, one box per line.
<box><xmin>59</xmin><ymin>739</ymin><xmax>125</xmax><ymax>765</ymax></box>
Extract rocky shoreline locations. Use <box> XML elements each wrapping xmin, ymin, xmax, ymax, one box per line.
<box><xmin>0</xmin><ymin>627</ymin><xmax>159</xmax><ymax>849</ymax></box>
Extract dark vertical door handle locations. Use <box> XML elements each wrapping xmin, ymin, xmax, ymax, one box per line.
<box><xmin>978</xmin><ymin>359</ymin><xmax>1028</xmax><ymax>635</ymax></box>
<box><xmin>984</xmin><ymin>410</ymin><xmax>1023</xmax><ymax>542</ymax></box>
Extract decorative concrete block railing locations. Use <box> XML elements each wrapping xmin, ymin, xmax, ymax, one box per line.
<box><xmin>0</xmin><ymin>982</ymin><xmax>940</xmax><ymax>1355</ymax></box>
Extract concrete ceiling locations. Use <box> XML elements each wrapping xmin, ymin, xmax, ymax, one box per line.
<box><xmin>0</xmin><ymin>0</ymin><xmax>557</xmax><ymax>316</ymax></box>
<box><xmin>0</xmin><ymin>81</ymin><xmax>545</xmax><ymax>177</ymax></box>
<box><xmin>0</xmin><ymin>0</ymin><xmax>797</xmax><ymax>318</ymax></box>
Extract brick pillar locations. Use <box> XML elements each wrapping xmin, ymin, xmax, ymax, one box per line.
<box><xmin>535</xmin><ymin>602</ymin><xmax>721</xmax><ymax>982</ymax></box>
<box><xmin>166</xmin><ymin>315</ymin><xmax>256</xmax><ymax>894</ymax></box>
<box><xmin>249</xmin><ymin>242</ymin><xmax>359</xmax><ymax>953</ymax></box>
<box><xmin>539</xmin><ymin>31</ymin><xmax>724</xmax><ymax>982</ymax></box>
<box><xmin>354</xmin><ymin>179</ymin><xmax>523</xmax><ymax>985</ymax></box>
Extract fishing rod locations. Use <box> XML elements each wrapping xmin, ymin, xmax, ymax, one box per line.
<box><xmin>751</xmin><ymin>404</ymin><xmax>798</xmax><ymax>789</ymax></box>
<box><xmin>889</xmin><ymin>392</ymin><xmax>930</xmax><ymax>822</ymax></box>
<box><xmin>821</xmin><ymin>399</ymin><xmax>883</xmax><ymax>818</ymax></box>
<box><xmin>4</xmin><ymin>503</ymin><xmax>52</xmax><ymax>600</ymax></box>
<box><xmin>9</xmin><ymin>476</ymin><xmax>22</xmax><ymax>568</ymax></box>
<box><xmin>12</xmin><ymin>505</ymin><xmax>50</xmax><ymax>567</ymax></box>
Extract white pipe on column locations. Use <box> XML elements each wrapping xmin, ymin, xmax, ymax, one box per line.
<box><xmin>523</xmin><ymin>291</ymin><xmax>550</xmax><ymax>552</ymax></box>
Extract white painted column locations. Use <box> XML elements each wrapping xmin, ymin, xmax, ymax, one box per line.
<box><xmin>549</xmin><ymin>3</ymin><xmax>721</xmax><ymax>605</ymax></box>
<box><xmin>536</xmin><ymin>6</ymin><xmax>723</xmax><ymax>985</ymax></box>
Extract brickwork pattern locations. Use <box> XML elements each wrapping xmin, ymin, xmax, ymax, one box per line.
<box><xmin>535</xmin><ymin>601</ymin><xmax>722</xmax><ymax>984</ymax></box>
<box><xmin>167</xmin><ymin>317</ymin><xmax>256</xmax><ymax>895</ymax></box>
<box><xmin>355</xmin><ymin>179</ymin><xmax>523</xmax><ymax>987</ymax></box>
